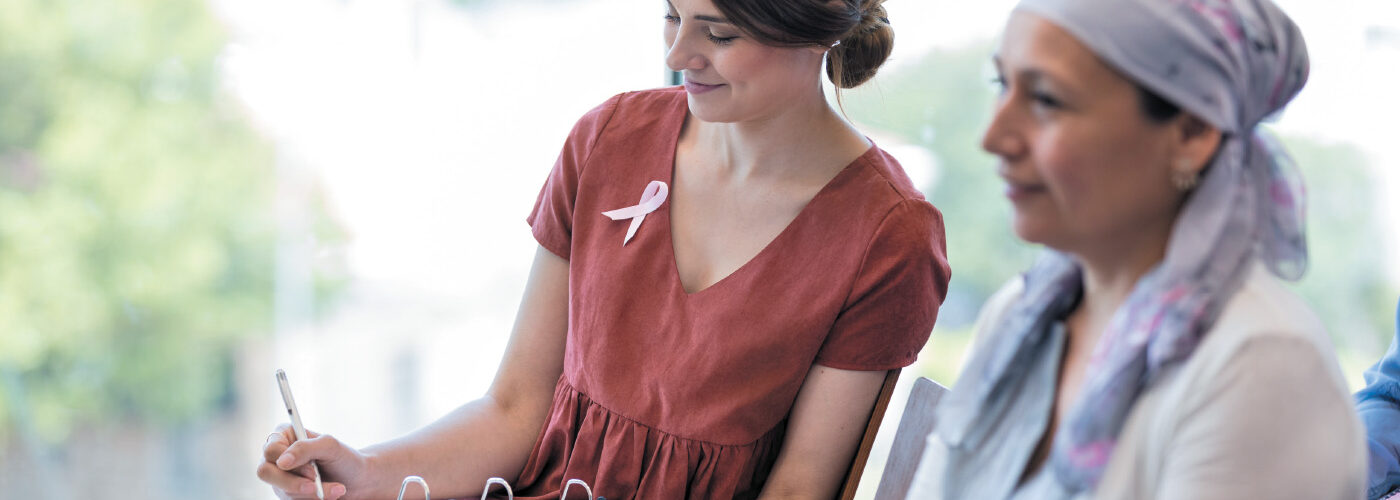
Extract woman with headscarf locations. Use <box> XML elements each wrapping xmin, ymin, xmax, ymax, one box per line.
<box><xmin>905</xmin><ymin>0</ymin><xmax>1365</xmax><ymax>498</ymax></box>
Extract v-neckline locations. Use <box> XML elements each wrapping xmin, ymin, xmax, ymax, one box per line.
<box><xmin>657</xmin><ymin>91</ymin><xmax>874</xmax><ymax>297</ymax></box>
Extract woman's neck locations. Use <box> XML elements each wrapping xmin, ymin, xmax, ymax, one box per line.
<box><xmin>689</xmin><ymin>91</ymin><xmax>867</xmax><ymax>182</ymax></box>
<box><xmin>1069</xmin><ymin>220</ymin><xmax>1174</xmax><ymax>329</ymax></box>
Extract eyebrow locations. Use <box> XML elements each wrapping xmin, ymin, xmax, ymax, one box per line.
<box><xmin>992</xmin><ymin>55</ymin><xmax>1054</xmax><ymax>87</ymax></box>
<box><xmin>665</xmin><ymin>1</ymin><xmax>731</xmax><ymax>24</ymax></box>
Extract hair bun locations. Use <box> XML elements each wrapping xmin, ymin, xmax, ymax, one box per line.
<box><xmin>828</xmin><ymin>0</ymin><xmax>894</xmax><ymax>88</ymax></box>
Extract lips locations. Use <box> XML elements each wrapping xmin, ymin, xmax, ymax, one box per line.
<box><xmin>683</xmin><ymin>78</ymin><xmax>724</xmax><ymax>94</ymax></box>
<box><xmin>999</xmin><ymin>174</ymin><xmax>1047</xmax><ymax>201</ymax></box>
<box><xmin>1004</xmin><ymin>183</ymin><xmax>1047</xmax><ymax>201</ymax></box>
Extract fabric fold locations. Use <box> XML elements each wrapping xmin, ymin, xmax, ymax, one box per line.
<box><xmin>502</xmin><ymin>377</ymin><xmax>782</xmax><ymax>500</ymax></box>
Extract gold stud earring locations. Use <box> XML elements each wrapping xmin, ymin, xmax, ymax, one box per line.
<box><xmin>1171</xmin><ymin>158</ymin><xmax>1199</xmax><ymax>191</ymax></box>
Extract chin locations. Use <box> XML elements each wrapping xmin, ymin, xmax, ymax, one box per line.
<box><xmin>685</xmin><ymin>98</ymin><xmax>741</xmax><ymax>123</ymax></box>
<box><xmin>1011</xmin><ymin>217</ymin><xmax>1058</xmax><ymax>247</ymax></box>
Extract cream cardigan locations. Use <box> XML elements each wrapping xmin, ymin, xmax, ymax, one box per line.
<box><xmin>908</xmin><ymin>264</ymin><xmax>1367</xmax><ymax>499</ymax></box>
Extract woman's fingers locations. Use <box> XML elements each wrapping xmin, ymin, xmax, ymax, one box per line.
<box><xmin>256</xmin><ymin>461</ymin><xmax>347</xmax><ymax>499</ymax></box>
<box><xmin>259</xmin><ymin>424</ymin><xmax>348</xmax><ymax>499</ymax></box>
<box><xmin>286</xmin><ymin>482</ymin><xmax>347</xmax><ymax>500</ymax></box>
<box><xmin>264</xmin><ymin>432</ymin><xmax>289</xmax><ymax>462</ymax></box>
<box><xmin>256</xmin><ymin>459</ymin><xmax>309</xmax><ymax>494</ymax></box>
<box><xmin>321</xmin><ymin>482</ymin><xmax>347</xmax><ymax>500</ymax></box>
<box><xmin>263</xmin><ymin>423</ymin><xmax>300</xmax><ymax>462</ymax></box>
<box><xmin>256</xmin><ymin>423</ymin><xmax>363</xmax><ymax>500</ymax></box>
<box><xmin>276</xmin><ymin>434</ymin><xmax>347</xmax><ymax>471</ymax></box>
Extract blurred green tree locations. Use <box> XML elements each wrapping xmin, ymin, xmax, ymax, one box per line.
<box><xmin>0</xmin><ymin>0</ymin><xmax>341</xmax><ymax>442</ymax></box>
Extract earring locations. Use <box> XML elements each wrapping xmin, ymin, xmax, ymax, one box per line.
<box><xmin>1171</xmin><ymin>158</ymin><xmax>1199</xmax><ymax>191</ymax></box>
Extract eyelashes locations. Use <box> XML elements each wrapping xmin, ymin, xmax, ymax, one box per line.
<box><xmin>1031</xmin><ymin>91</ymin><xmax>1063</xmax><ymax>109</ymax></box>
<box><xmin>706</xmin><ymin>32</ymin><xmax>737</xmax><ymax>45</ymax></box>
<box><xmin>990</xmin><ymin>76</ymin><xmax>1064</xmax><ymax>112</ymax></box>
<box><xmin>664</xmin><ymin>13</ymin><xmax>737</xmax><ymax>45</ymax></box>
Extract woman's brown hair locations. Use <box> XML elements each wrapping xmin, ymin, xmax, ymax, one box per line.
<box><xmin>710</xmin><ymin>0</ymin><xmax>894</xmax><ymax>89</ymax></box>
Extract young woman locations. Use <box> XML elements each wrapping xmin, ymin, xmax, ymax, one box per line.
<box><xmin>256</xmin><ymin>0</ymin><xmax>951</xmax><ymax>498</ymax></box>
<box><xmin>907</xmin><ymin>0</ymin><xmax>1363</xmax><ymax>498</ymax></box>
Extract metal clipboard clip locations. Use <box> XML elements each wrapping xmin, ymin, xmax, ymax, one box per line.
<box><xmin>397</xmin><ymin>476</ymin><xmax>430</xmax><ymax>500</ymax></box>
<box><xmin>481</xmin><ymin>477</ymin><xmax>514</xmax><ymax>500</ymax></box>
<box><xmin>395</xmin><ymin>474</ymin><xmax>594</xmax><ymax>500</ymax></box>
<box><xmin>561</xmin><ymin>478</ymin><xmax>596</xmax><ymax>500</ymax></box>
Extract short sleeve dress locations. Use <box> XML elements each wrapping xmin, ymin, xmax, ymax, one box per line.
<box><xmin>515</xmin><ymin>87</ymin><xmax>951</xmax><ymax>500</ymax></box>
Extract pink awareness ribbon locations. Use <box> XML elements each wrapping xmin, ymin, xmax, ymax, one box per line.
<box><xmin>601</xmin><ymin>180</ymin><xmax>669</xmax><ymax>246</ymax></box>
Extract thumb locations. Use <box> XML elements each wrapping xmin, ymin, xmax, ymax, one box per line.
<box><xmin>276</xmin><ymin>434</ymin><xmax>346</xmax><ymax>471</ymax></box>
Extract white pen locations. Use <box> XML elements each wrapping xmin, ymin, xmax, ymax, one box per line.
<box><xmin>276</xmin><ymin>369</ymin><xmax>325</xmax><ymax>500</ymax></box>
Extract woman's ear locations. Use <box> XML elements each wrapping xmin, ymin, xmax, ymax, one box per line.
<box><xmin>1175</xmin><ymin>114</ymin><xmax>1223</xmax><ymax>174</ymax></box>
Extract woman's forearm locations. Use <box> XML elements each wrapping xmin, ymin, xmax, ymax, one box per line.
<box><xmin>359</xmin><ymin>392</ymin><xmax>549</xmax><ymax>499</ymax></box>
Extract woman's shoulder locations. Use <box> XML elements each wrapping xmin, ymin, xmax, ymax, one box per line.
<box><xmin>586</xmin><ymin>86</ymin><xmax>686</xmax><ymax>124</ymax></box>
<box><xmin>615</xmin><ymin>85</ymin><xmax>687</xmax><ymax>109</ymax></box>
<box><xmin>975</xmin><ymin>278</ymin><xmax>1025</xmax><ymax>329</ymax></box>
<box><xmin>1130</xmin><ymin>266</ymin><xmax>1363</xmax><ymax>497</ymax></box>
<box><xmin>1148</xmin><ymin>263</ymin><xmax>1356</xmax><ymax>429</ymax></box>
<box><xmin>1099</xmin><ymin>264</ymin><xmax>1365</xmax><ymax>498</ymax></box>
<box><xmin>566</xmin><ymin>86</ymin><xmax>686</xmax><ymax>139</ymax></box>
<box><xmin>1147</xmin><ymin>262</ymin><xmax>1348</xmax><ymax>399</ymax></box>
<box><xmin>1202</xmin><ymin>262</ymin><xmax>1336</xmax><ymax>361</ymax></box>
<box><xmin>828</xmin><ymin>146</ymin><xmax>946</xmax><ymax>252</ymax></box>
<box><xmin>587</xmin><ymin>85</ymin><xmax>686</xmax><ymax>105</ymax></box>
<box><xmin>963</xmin><ymin>277</ymin><xmax>1025</xmax><ymax>355</ymax></box>
<box><xmin>845</xmin><ymin>145</ymin><xmax>936</xmax><ymax>216</ymax></box>
<box><xmin>558</xmin><ymin>87</ymin><xmax>687</xmax><ymax>177</ymax></box>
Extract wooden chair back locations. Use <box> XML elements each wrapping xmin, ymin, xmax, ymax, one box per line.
<box><xmin>835</xmin><ymin>368</ymin><xmax>901</xmax><ymax>500</ymax></box>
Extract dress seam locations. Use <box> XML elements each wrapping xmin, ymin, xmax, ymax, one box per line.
<box><xmin>576</xmin><ymin>92</ymin><xmax>627</xmax><ymax>176</ymax></box>
<box><xmin>838</xmin><ymin>198</ymin><xmax>920</xmax><ymax>310</ymax></box>
<box><xmin>860</xmin><ymin>151</ymin><xmax>928</xmax><ymax>203</ymax></box>
<box><xmin>559</xmin><ymin>377</ymin><xmax>783</xmax><ymax>449</ymax></box>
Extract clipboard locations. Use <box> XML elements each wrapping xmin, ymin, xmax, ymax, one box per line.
<box><xmin>394</xmin><ymin>475</ymin><xmax>599</xmax><ymax>500</ymax></box>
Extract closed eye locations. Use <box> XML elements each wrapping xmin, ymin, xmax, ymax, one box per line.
<box><xmin>1031</xmin><ymin>91</ymin><xmax>1063</xmax><ymax>109</ymax></box>
<box><xmin>706</xmin><ymin>29</ymin><xmax>738</xmax><ymax>45</ymax></box>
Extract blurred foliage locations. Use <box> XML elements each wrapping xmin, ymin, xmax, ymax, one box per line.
<box><xmin>846</xmin><ymin>42</ymin><xmax>1396</xmax><ymax>351</ymax></box>
<box><xmin>1284</xmin><ymin>137</ymin><xmax>1398</xmax><ymax>349</ymax></box>
<box><xmin>913</xmin><ymin>328</ymin><xmax>975</xmax><ymax>388</ymax></box>
<box><xmin>0</xmin><ymin>0</ymin><xmax>342</xmax><ymax>442</ymax></box>
<box><xmin>847</xmin><ymin>41</ymin><xmax>1036</xmax><ymax>328</ymax></box>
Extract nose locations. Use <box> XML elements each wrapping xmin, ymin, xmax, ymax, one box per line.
<box><xmin>664</xmin><ymin>25</ymin><xmax>707</xmax><ymax>73</ymax></box>
<box><xmin>981</xmin><ymin>94</ymin><xmax>1026</xmax><ymax>161</ymax></box>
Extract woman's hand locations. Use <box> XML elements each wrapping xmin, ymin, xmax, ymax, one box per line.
<box><xmin>253</xmin><ymin>246</ymin><xmax>571</xmax><ymax>498</ymax></box>
<box><xmin>257</xmin><ymin>423</ymin><xmax>374</xmax><ymax>500</ymax></box>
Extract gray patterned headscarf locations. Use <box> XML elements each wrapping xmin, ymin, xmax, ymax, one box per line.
<box><xmin>936</xmin><ymin>0</ymin><xmax>1310</xmax><ymax>493</ymax></box>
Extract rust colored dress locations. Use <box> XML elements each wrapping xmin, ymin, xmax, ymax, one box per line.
<box><xmin>514</xmin><ymin>87</ymin><xmax>950</xmax><ymax>499</ymax></box>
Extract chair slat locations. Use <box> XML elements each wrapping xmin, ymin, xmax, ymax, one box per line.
<box><xmin>872</xmin><ymin>377</ymin><xmax>948</xmax><ymax>500</ymax></box>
